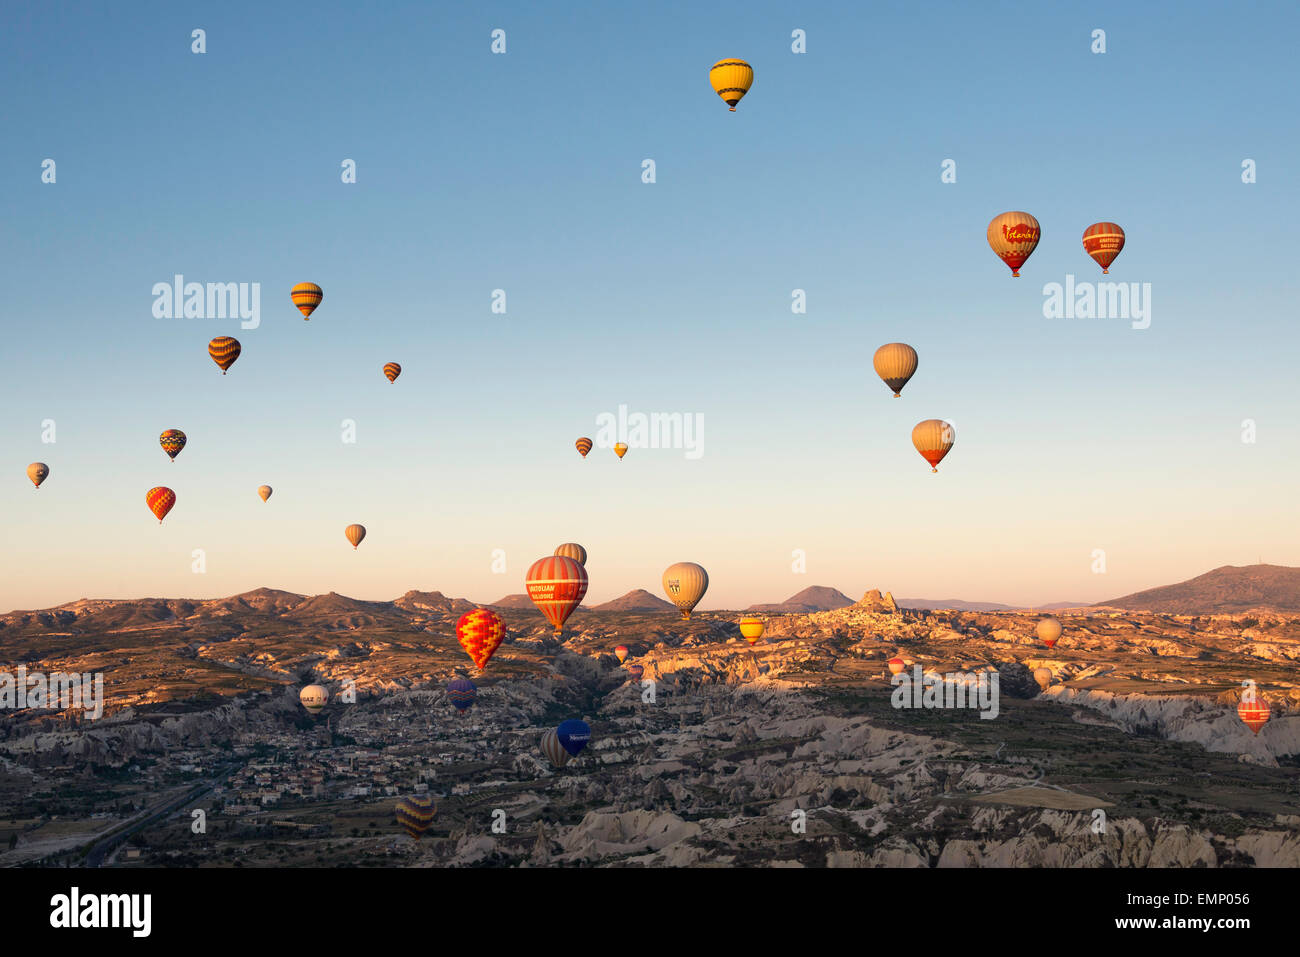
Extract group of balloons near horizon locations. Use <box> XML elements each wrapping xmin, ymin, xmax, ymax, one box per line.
<box><xmin>19</xmin><ymin>61</ymin><xmax>1269</xmax><ymax>842</ymax></box>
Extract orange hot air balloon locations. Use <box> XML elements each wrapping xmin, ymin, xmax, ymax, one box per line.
<box><xmin>987</xmin><ymin>212</ymin><xmax>1041</xmax><ymax>277</ymax></box>
<box><xmin>525</xmin><ymin>555</ymin><xmax>589</xmax><ymax>635</ymax></box>
<box><xmin>456</xmin><ymin>608</ymin><xmax>506</xmax><ymax>670</ymax></box>
<box><xmin>1036</xmin><ymin>617</ymin><xmax>1062</xmax><ymax>649</ymax></box>
<box><xmin>1238</xmin><ymin>690</ymin><xmax>1270</xmax><ymax>735</ymax></box>
<box><xmin>911</xmin><ymin>419</ymin><xmax>955</xmax><ymax>472</ymax></box>
<box><xmin>614</xmin><ymin>645</ymin><xmax>629</xmax><ymax>663</ymax></box>
<box><xmin>26</xmin><ymin>463</ymin><xmax>49</xmax><ymax>489</ymax></box>
<box><xmin>887</xmin><ymin>656</ymin><xmax>906</xmax><ymax>676</ymax></box>
<box><xmin>146</xmin><ymin>486</ymin><xmax>176</xmax><ymax>523</ymax></box>
<box><xmin>738</xmin><ymin>617</ymin><xmax>765</xmax><ymax>644</ymax></box>
<box><xmin>613</xmin><ymin>443</ymin><xmax>629</xmax><ymax>459</ymax></box>
<box><xmin>383</xmin><ymin>362</ymin><xmax>402</xmax><ymax>383</ymax></box>
<box><xmin>1082</xmin><ymin>222</ymin><xmax>1125</xmax><ymax>274</ymax></box>
<box><xmin>208</xmin><ymin>336</ymin><xmax>241</xmax><ymax>374</ymax></box>
<box><xmin>344</xmin><ymin>524</ymin><xmax>366</xmax><ymax>549</ymax></box>
<box><xmin>576</xmin><ymin>437</ymin><xmax>593</xmax><ymax>458</ymax></box>
<box><xmin>257</xmin><ymin>485</ymin><xmax>273</xmax><ymax>502</ymax></box>
<box><xmin>291</xmin><ymin>282</ymin><xmax>323</xmax><ymax>319</ymax></box>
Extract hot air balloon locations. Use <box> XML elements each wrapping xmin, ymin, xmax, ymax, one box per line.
<box><xmin>525</xmin><ymin>555</ymin><xmax>589</xmax><ymax>635</ymax></box>
<box><xmin>208</xmin><ymin>336</ymin><xmax>241</xmax><ymax>374</ymax></box>
<box><xmin>911</xmin><ymin>420</ymin><xmax>955</xmax><ymax>472</ymax></box>
<box><xmin>887</xmin><ymin>656</ymin><xmax>906</xmax><ymax>676</ymax></box>
<box><xmin>345</xmin><ymin>524</ymin><xmax>366</xmax><ymax>549</ymax></box>
<box><xmin>456</xmin><ymin>609</ymin><xmax>505</xmax><ymax>670</ymax></box>
<box><xmin>709</xmin><ymin>58</ymin><xmax>753</xmax><ymax>111</ymax></box>
<box><xmin>258</xmin><ymin>485</ymin><xmax>273</xmax><ymax>502</ymax></box>
<box><xmin>159</xmin><ymin>429</ymin><xmax>187</xmax><ymax>462</ymax></box>
<box><xmin>873</xmin><ymin>343</ymin><xmax>918</xmax><ymax>398</ymax></box>
<box><xmin>1082</xmin><ymin>222</ymin><xmax>1125</xmax><ymax>274</ymax></box>
<box><xmin>540</xmin><ymin>728</ymin><xmax>572</xmax><ymax>768</ymax></box>
<box><xmin>626</xmin><ymin>664</ymin><xmax>644</xmax><ymax>682</ymax></box>
<box><xmin>395</xmin><ymin>794</ymin><xmax>436</xmax><ymax>839</ymax></box>
<box><xmin>662</xmin><ymin>562</ymin><xmax>708</xmax><ymax>620</ymax></box>
<box><xmin>146</xmin><ymin>487</ymin><xmax>176</xmax><ymax>524</ymax></box>
<box><xmin>575</xmin><ymin>437</ymin><xmax>593</xmax><ymax>458</ymax></box>
<box><xmin>1033</xmin><ymin>668</ymin><xmax>1053</xmax><ymax>692</ymax></box>
<box><xmin>291</xmin><ymin>282</ymin><xmax>323</xmax><ymax>319</ymax></box>
<box><xmin>26</xmin><ymin>463</ymin><xmax>48</xmax><ymax>489</ymax></box>
<box><xmin>1036</xmin><ymin>618</ymin><xmax>1062</xmax><ymax>649</ymax></box>
<box><xmin>557</xmin><ymin>719</ymin><xmax>591</xmax><ymax>757</ymax></box>
<box><xmin>300</xmin><ymin>684</ymin><xmax>328</xmax><ymax>714</ymax></box>
<box><xmin>739</xmin><ymin>617</ymin><xmax>765</xmax><ymax>644</ymax></box>
<box><xmin>987</xmin><ymin>212</ymin><xmax>1041</xmax><ymax>277</ymax></box>
<box><xmin>383</xmin><ymin>362</ymin><xmax>402</xmax><ymax>383</ymax></box>
<box><xmin>614</xmin><ymin>442</ymin><xmax>629</xmax><ymax>459</ymax></box>
<box><xmin>614</xmin><ymin>645</ymin><xmax>629</xmax><ymax>664</ymax></box>
<box><xmin>447</xmin><ymin>677</ymin><xmax>477</xmax><ymax>712</ymax></box>
<box><xmin>554</xmin><ymin>543</ymin><xmax>587</xmax><ymax>566</ymax></box>
<box><xmin>1238</xmin><ymin>694</ymin><xmax>1270</xmax><ymax>735</ymax></box>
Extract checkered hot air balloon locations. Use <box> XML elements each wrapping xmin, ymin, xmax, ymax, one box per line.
<box><xmin>383</xmin><ymin>362</ymin><xmax>401</xmax><ymax>383</ymax></box>
<box><xmin>525</xmin><ymin>556</ymin><xmax>588</xmax><ymax>635</ymax></box>
<box><xmin>291</xmin><ymin>282</ymin><xmax>323</xmax><ymax>319</ymax></box>
<box><xmin>146</xmin><ymin>486</ymin><xmax>176</xmax><ymax>524</ymax></box>
<box><xmin>159</xmin><ymin>429</ymin><xmax>187</xmax><ymax>462</ymax></box>
<box><xmin>456</xmin><ymin>609</ymin><xmax>505</xmax><ymax>670</ymax></box>
<box><xmin>447</xmin><ymin>678</ymin><xmax>477</xmax><ymax>712</ymax></box>
<box><xmin>395</xmin><ymin>794</ymin><xmax>436</xmax><ymax>839</ymax></box>
<box><xmin>208</xmin><ymin>336</ymin><xmax>241</xmax><ymax>374</ymax></box>
<box><xmin>986</xmin><ymin>211</ymin><xmax>1041</xmax><ymax>277</ymax></box>
<box><xmin>662</xmin><ymin>562</ymin><xmax>708</xmax><ymax>620</ymax></box>
<box><xmin>575</xmin><ymin>437</ymin><xmax>592</xmax><ymax>458</ymax></box>
<box><xmin>1082</xmin><ymin>222</ymin><xmax>1125</xmax><ymax>274</ymax></box>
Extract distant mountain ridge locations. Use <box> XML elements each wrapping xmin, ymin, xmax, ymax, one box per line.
<box><xmin>591</xmin><ymin>589</ymin><xmax>675</xmax><ymax>612</ymax></box>
<box><xmin>746</xmin><ymin>586</ymin><xmax>854</xmax><ymax>613</ymax></box>
<box><xmin>1100</xmin><ymin>564</ymin><xmax>1300</xmax><ymax>614</ymax></box>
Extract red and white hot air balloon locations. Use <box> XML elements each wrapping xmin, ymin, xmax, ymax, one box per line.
<box><xmin>1238</xmin><ymin>688</ymin><xmax>1270</xmax><ymax>736</ymax></box>
<box><xmin>525</xmin><ymin>556</ymin><xmax>588</xmax><ymax>635</ymax></box>
<box><xmin>1082</xmin><ymin>222</ymin><xmax>1125</xmax><ymax>274</ymax></box>
<box><xmin>456</xmin><ymin>608</ymin><xmax>506</xmax><ymax>670</ymax></box>
<box><xmin>987</xmin><ymin>211</ymin><xmax>1041</xmax><ymax>277</ymax></box>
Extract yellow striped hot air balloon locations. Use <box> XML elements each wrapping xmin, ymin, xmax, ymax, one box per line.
<box><xmin>575</xmin><ymin>437</ymin><xmax>593</xmax><ymax>458</ymax></box>
<box><xmin>662</xmin><ymin>562</ymin><xmax>708</xmax><ymax>620</ymax></box>
<box><xmin>986</xmin><ymin>212</ymin><xmax>1041</xmax><ymax>277</ymax></box>
<box><xmin>709</xmin><ymin>59</ymin><xmax>753</xmax><ymax>111</ymax></box>
<box><xmin>27</xmin><ymin>463</ymin><xmax>49</xmax><ymax>489</ymax></box>
<box><xmin>383</xmin><ymin>362</ymin><xmax>401</xmax><ymax>383</ymax></box>
<box><xmin>395</xmin><ymin>793</ymin><xmax>436</xmax><ymax>839</ymax></box>
<box><xmin>873</xmin><ymin>343</ymin><xmax>919</xmax><ymax>397</ymax></box>
<box><xmin>911</xmin><ymin>420</ymin><xmax>955</xmax><ymax>472</ymax></box>
<box><xmin>738</xmin><ymin>617</ymin><xmax>765</xmax><ymax>644</ymax></box>
<box><xmin>208</xmin><ymin>336</ymin><xmax>241</xmax><ymax>374</ymax></box>
<box><xmin>291</xmin><ymin>282</ymin><xmax>323</xmax><ymax>319</ymax></box>
<box><xmin>1082</xmin><ymin>222</ymin><xmax>1125</xmax><ymax>273</ymax></box>
<box><xmin>345</xmin><ymin>524</ymin><xmax>366</xmax><ymax>549</ymax></box>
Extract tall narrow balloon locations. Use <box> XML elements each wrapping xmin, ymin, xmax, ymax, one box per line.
<box><xmin>291</xmin><ymin>282</ymin><xmax>323</xmax><ymax>319</ymax></box>
<box><xmin>662</xmin><ymin>562</ymin><xmax>708</xmax><ymax>620</ymax></box>
<box><xmin>987</xmin><ymin>212</ymin><xmax>1041</xmax><ymax>277</ymax></box>
<box><xmin>525</xmin><ymin>556</ymin><xmax>588</xmax><ymax>635</ymax></box>
<box><xmin>911</xmin><ymin>420</ymin><xmax>955</xmax><ymax>472</ymax></box>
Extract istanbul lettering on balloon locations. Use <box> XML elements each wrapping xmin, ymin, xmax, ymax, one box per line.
<box><xmin>1002</xmin><ymin>224</ymin><xmax>1040</xmax><ymax>243</ymax></box>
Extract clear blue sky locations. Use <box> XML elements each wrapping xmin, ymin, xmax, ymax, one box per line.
<box><xmin>2</xmin><ymin>0</ymin><xmax>1298</xmax><ymax>612</ymax></box>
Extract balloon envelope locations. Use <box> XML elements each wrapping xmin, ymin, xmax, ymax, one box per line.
<box><xmin>1033</xmin><ymin>668</ymin><xmax>1053</xmax><ymax>691</ymax></box>
<box><xmin>159</xmin><ymin>429</ymin><xmax>187</xmax><ymax>461</ymax></box>
<box><xmin>395</xmin><ymin>794</ymin><xmax>436</xmax><ymax>839</ymax></box>
<box><xmin>626</xmin><ymin>664</ymin><xmax>644</xmax><ymax>682</ymax></box>
<box><xmin>26</xmin><ymin>462</ymin><xmax>49</xmax><ymax>489</ymax></box>
<box><xmin>614</xmin><ymin>443</ymin><xmax>628</xmax><ymax>459</ymax></box>
<box><xmin>345</xmin><ymin>524</ymin><xmax>366</xmax><ymax>549</ymax></box>
<box><xmin>383</xmin><ymin>362</ymin><xmax>401</xmax><ymax>383</ymax></box>
<box><xmin>739</xmin><ymin>617</ymin><xmax>765</xmax><ymax>643</ymax></box>
<box><xmin>541</xmin><ymin>728</ymin><xmax>571</xmax><ymax>768</ymax></box>
<box><xmin>208</xmin><ymin>336</ymin><xmax>241</xmax><ymax>374</ymax></box>
<box><xmin>1082</xmin><ymin>222</ymin><xmax>1125</xmax><ymax>273</ymax></box>
<box><xmin>887</xmin><ymin>656</ymin><xmax>906</xmax><ymax>675</ymax></box>
<box><xmin>1239</xmin><ymin>695</ymin><xmax>1270</xmax><ymax>735</ymax></box>
<box><xmin>258</xmin><ymin>485</ymin><xmax>273</xmax><ymax>502</ymax></box>
<box><xmin>456</xmin><ymin>609</ymin><xmax>506</xmax><ymax>670</ymax></box>
<box><xmin>663</xmin><ymin>563</ymin><xmax>708</xmax><ymax>619</ymax></box>
<box><xmin>614</xmin><ymin>645</ymin><xmax>629</xmax><ymax>663</ymax></box>
<box><xmin>709</xmin><ymin>58</ymin><xmax>753</xmax><ymax>111</ymax></box>
<box><xmin>525</xmin><ymin>556</ymin><xmax>588</xmax><ymax>634</ymax></box>
<box><xmin>986</xmin><ymin>211</ymin><xmax>1041</xmax><ymax>276</ymax></box>
<box><xmin>556</xmin><ymin>719</ymin><xmax>592</xmax><ymax>757</ymax></box>
<box><xmin>1036</xmin><ymin>618</ymin><xmax>1062</xmax><ymax>648</ymax></box>
<box><xmin>447</xmin><ymin>678</ymin><xmax>477</xmax><ymax>712</ymax></box>
<box><xmin>300</xmin><ymin>685</ymin><xmax>328</xmax><ymax>713</ymax></box>
<box><xmin>872</xmin><ymin>343</ymin><xmax>918</xmax><ymax>397</ymax></box>
<box><xmin>291</xmin><ymin>282</ymin><xmax>323</xmax><ymax>319</ymax></box>
<box><xmin>146</xmin><ymin>487</ymin><xmax>176</xmax><ymax>523</ymax></box>
<box><xmin>911</xmin><ymin>420</ymin><xmax>955</xmax><ymax>472</ymax></box>
<box><xmin>575</xmin><ymin>437</ymin><xmax>593</xmax><ymax>457</ymax></box>
<box><xmin>554</xmin><ymin>542</ymin><xmax>587</xmax><ymax>566</ymax></box>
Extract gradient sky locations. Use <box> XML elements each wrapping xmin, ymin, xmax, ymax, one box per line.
<box><xmin>3</xmin><ymin>0</ymin><xmax>1298</xmax><ymax>613</ymax></box>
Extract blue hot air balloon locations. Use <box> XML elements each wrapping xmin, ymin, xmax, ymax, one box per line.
<box><xmin>626</xmin><ymin>664</ymin><xmax>645</xmax><ymax>682</ymax></box>
<box><xmin>556</xmin><ymin>719</ymin><xmax>591</xmax><ymax>757</ymax></box>
<box><xmin>447</xmin><ymin>678</ymin><xmax>477</xmax><ymax>712</ymax></box>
